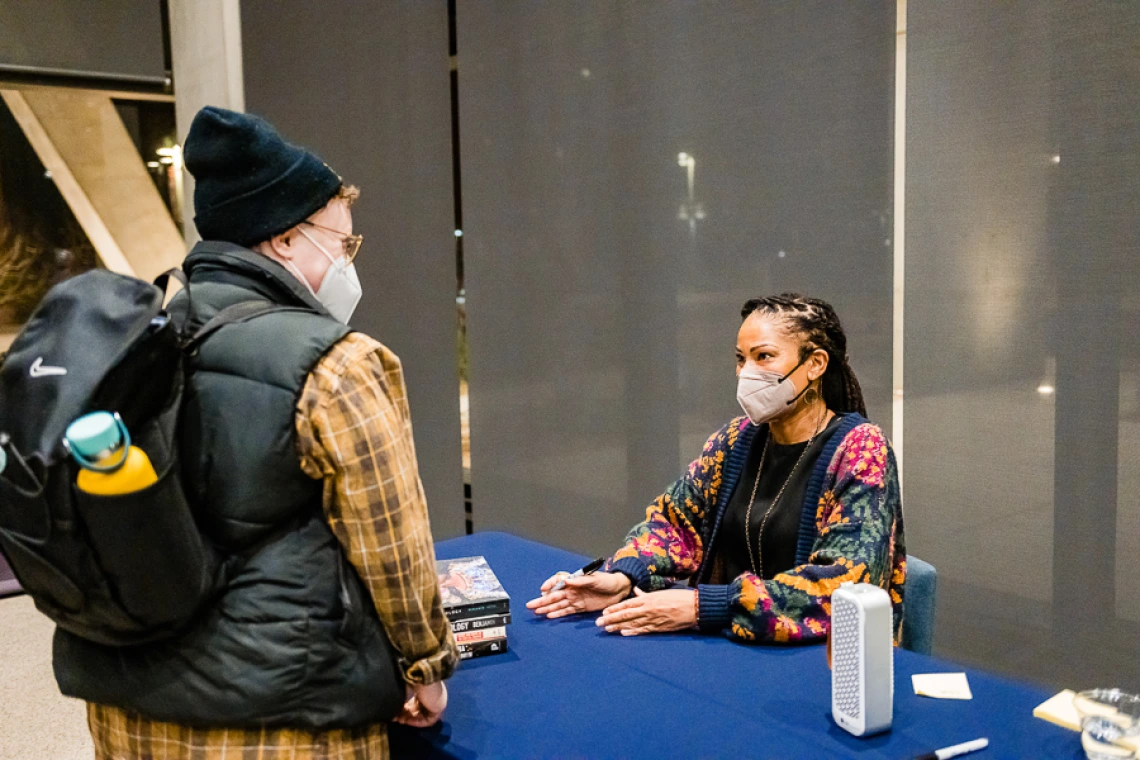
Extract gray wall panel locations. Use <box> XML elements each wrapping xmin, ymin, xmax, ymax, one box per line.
<box><xmin>459</xmin><ymin>1</ymin><xmax>894</xmax><ymax>556</ymax></box>
<box><xmin>906</xmin><ymin>0</ymin><xmax>1140</xmax><ymax>688</ymax></box>
<box><xmin>0</xmin><ymin>0</ymin><xmax>164</xmax><ymax>81</ymax></box>
<box><xmin>241</xmin><ymin>0</ymin><xmax>464</xmax><ymax>538</ymax></box>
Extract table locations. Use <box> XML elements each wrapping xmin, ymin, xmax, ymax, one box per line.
<box><xmin>390</xmin><ymin>532</ymin><xmax>1080</xmax><ymax>759</ymax></box>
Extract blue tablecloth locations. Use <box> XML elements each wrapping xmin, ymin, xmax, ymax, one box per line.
<box><xmin>390</xmin><ymin>532</ymin><xmax>1080</xmax><ymax>759</ymax></box>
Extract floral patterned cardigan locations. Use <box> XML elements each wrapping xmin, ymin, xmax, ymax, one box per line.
<box><xmin>606</xmin><ymin>413</ymin><xmax>907</xmax><ymax>644</ymax></box>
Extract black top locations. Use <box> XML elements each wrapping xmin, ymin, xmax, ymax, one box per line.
<box><xmin>720</xmin><ymin>414</ymin><xmax>844</xmax><ymax>581</ymax></box>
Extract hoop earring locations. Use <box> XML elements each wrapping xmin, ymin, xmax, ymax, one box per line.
<box><xmin>802</xmin><ymin>386</ymin><xmax>820</xmax><ymax>406</ymax></box>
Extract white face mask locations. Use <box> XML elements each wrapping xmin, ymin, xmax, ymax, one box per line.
<box><xmin>736</xmin><ymin>356</ymin><xmax>809</xmax><ymax>425</ymax></box>
<box><xmin>292</xmin><ymin>226</ymin><xmax>362</xmax><ymax>324</ymax></box>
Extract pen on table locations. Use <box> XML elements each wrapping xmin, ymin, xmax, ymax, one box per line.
<box><xmin>911</xmin><ymin>737</ymin><xmax>988</xmax><ymax>760</ymax></box>
<box><xmin>550</xmin><ymin>557</ymin><xmax>606</xmax><ymax>592</ymax></box>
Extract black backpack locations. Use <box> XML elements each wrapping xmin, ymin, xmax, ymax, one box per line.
<box><xmin>0</xmin><ymin>268</ymin><xmax>281</xmax><ymax>645</ymax></box>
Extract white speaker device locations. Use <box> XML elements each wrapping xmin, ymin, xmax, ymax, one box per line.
<box><xmin>831</xmin><ymin>582</ymin><xmax>894</xmax><ymax>737</ymax></box>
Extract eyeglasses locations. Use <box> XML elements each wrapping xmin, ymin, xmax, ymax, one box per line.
<box><xmin>301</xmin><ymin>221</ymin><xmax>364</xmax><ymax>264</ymax></box>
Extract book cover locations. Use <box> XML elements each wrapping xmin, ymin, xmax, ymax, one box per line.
<box><xmin>455</xmin><ymin>626</ymin><xmax>507</xmax><ymax>644</ymax></box>
<box><xmin>458</xmin><ymin>637</ymin><xmax>508</xmax><ymax>660</ymax></box>
<box><xmin>450</xmin><ymin>613</ymin><xmax>511</xmax><ymax>634</ymax></box>
<box><xmin>437</xmin><ymin>556</ymin><xmax>510</xmax><ymax>619</ymax></box>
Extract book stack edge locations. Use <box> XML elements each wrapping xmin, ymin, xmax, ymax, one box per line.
<box><xmin>437</xmin><ymin>556</ymin><xmax>511</xmax><ymax>660</ymax></box>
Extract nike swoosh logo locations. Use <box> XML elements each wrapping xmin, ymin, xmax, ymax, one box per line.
<box><xmin>29</xmin><ymin>357</ymin><xmax>67</xmax><ymax>378</ymax></box>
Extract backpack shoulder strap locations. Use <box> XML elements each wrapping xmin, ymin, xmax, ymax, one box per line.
<box><xmin>157</xmin><ymin>268</ymin><xmax>320</xmax><ymax>352</ymax></box>
<box><xmin>154</xmin><ymin>268</ymin><xmax>189</xmax><ymax>294</ymax></box>
<box><xmin>155</xmin><ymin>268</ymin><xmax>192</xmax><ymax>327</ymax></box>
<box><xmin>183</xmin><ymin>301</ymin><xmax>309</xmax><ymax>353</ymax></box>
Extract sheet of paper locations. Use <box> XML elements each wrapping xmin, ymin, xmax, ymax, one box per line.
<box><xmin>911</xmin><ymin>672</ymin><xmax>973</xmax><ymax>700</ymax></box>
<box><xmin>1034</xmin><ymin>690</ymin><xmax>1140</xmax><ymax>755</ymax></box>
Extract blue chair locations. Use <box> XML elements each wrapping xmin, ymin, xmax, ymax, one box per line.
<box><xmin>901</xmin><ymin>555</ymin><xmax>937</xmax><ymax>654</ymax></box>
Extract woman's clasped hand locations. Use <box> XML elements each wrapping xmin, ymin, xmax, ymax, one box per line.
<box><xmin>525</xmin><ymin>570</ymin><xmax>630</xmax><ymax>618</ymax></box>
<box><xmin>526</xmin><ymin>572</ymin><xmax>698</xmax><ymax>635</ymax></box>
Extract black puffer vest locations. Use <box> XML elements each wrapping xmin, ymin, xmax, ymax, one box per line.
<box><xmin>53</xmin><ymin>243</ymin><xmax>404</xmax><ymax>729</ymax></box>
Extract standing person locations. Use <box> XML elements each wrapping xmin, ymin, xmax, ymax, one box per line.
<box><xmin>529</xmin><ymin>294</ymin><xmax>906</xmax><ymax>644</ymax></box>
<box><xmin>54</xmin><ymin>107</ymin><xmax>458</xmax><ymax>759</ymax></box>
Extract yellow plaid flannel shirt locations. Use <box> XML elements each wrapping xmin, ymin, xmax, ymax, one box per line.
<box><xmin>87</xmin><ymin>332</ymin><xmax>459</xmax><ymax>759</ymax></box>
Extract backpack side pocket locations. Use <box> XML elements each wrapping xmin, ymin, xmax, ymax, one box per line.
<box><xmin>72</xmin><ymin>458</ymin><xmax>217</xmax><ymax>627</ymax></box>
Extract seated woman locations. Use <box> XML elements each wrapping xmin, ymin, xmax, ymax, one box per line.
<box><xmin>527</xmin><ymin>294</ymin><xmax>905</xmax><ymax>644</ymax></box>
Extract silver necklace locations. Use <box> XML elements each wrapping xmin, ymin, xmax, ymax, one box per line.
<box><xmin>744</xmin><ymin>404</ymin><xmax>829</xmax><ymax>579</ymax></box>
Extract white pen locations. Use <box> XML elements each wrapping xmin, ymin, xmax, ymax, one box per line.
<box><xmin>550</xmin><ymin>557</ymin><xmax>605</xmax><ymax>592</ymax></box>
<box><xmin>912</xmin><ymin>737</ymin><xmax>989</xmax><ymax>760</ymax></box>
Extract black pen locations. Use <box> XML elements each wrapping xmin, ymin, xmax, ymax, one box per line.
<box><xmin>912</xmin><ymin>738</ymin><xmax>988</xmax><ymax>760</ymax></box>
<box><xmin>551</xmin><ymin>557</ymin><xmax>605</xmax><ymax>591</ymax></box>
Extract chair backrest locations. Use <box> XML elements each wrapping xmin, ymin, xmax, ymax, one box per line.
<box><xmin>901</xmin><ymin>555</ymin><xmax>937</xmax><ymax>654</ymax></box>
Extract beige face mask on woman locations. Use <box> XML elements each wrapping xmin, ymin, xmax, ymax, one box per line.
<box><xmin>735</xmin><ymin>356</ymin><xmax>808</xmax><ymax>425</ymax></box>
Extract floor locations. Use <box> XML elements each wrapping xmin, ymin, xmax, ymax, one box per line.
<box><xmin>0</xmin><ymin>595</ymin><xmax>92</xmax><ymax>760</ymax></box>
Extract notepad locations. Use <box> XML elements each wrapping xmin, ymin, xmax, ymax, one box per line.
<box><xmin>911</xmin><ymin>672</ymin><xmax>973</xmax><ymax>700</ymax></box>
<box><xmin>1034</xmin><ymin>689</ymin><xmax>1083</xmax><ymax>731</ymax></box>
<box><xmin>1034</xmin><ymin>690</ymin><xmax>1140</xmax><ymax>755</ymax></box>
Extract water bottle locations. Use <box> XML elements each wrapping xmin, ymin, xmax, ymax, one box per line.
<box><xmin>65</xmin><ymin>412</ymin><xmax>157</xmax><ymax>495</ymax></box>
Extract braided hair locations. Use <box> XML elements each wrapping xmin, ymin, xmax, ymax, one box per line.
<box><xmin>740</xmin><ymin>293</ymin><xmax>867</xmax><ymax>418</ymax></box>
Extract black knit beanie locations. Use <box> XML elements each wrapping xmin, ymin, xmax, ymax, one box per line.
<box><xmin>184</xmin><ymin>106</ymin><xmax>342</xmax><ymax>246</ymax></box>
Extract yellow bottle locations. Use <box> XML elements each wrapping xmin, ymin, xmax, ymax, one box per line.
<box><xmin>66</xmin><ymin>412</ymin><xmax>158</xmax><ymax>495</ymax></box>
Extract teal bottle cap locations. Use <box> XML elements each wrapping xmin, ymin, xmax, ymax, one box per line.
<box><xmin>65</xmin><ymin>412</ymin><xmax>123</xmax><ymax>458</ymax></box>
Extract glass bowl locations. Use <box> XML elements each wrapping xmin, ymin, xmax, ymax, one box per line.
<box><xmin>1073</xmin><ymin>689</ymin><xmax>1140</xmax><ymax>760</ymax></box>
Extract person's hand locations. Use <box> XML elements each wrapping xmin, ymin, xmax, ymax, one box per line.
<box><xmin>393</xmin><ymin>681</ymin><xmax>448</xmax><ymax>728</ymax></box>
<box><xmin>526</xmin><ymin>570</ymin><xmax>632</xmax><ymax>618</ymax></box>
<box><xmin>595</xmin><ymin>588</ymin><xmax>697</xmax><ymax>636</ymax></box>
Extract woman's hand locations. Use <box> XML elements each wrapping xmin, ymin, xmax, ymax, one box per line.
<box><xmin>595</xmin><ymin>588</ymin><xmax>698</xmax><ymax>636</ymax></box>
<box><xmin>526</xmin><ymin>571</ymin><xmax>632</xmax><ymax>618</ymax></box>
<box><xmin>393</xmin><ymin>681</ymin><xmax>448</xmax><ymax>728</ymax></box>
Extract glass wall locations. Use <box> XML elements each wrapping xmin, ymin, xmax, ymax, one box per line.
<box><xmin>0</xmin><ymin>96</ymin><xmax>98</xmax><ymax>334</ymax></box>
<box><xmin>0</xmin><ymin>90</ymin><xmax>176</xmax><ymax>348</ymax></box>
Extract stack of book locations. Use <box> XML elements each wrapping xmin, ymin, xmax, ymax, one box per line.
<box><xmin>437</xmin><ymin>555</ymin><xmax>511</xmax><ymax>660</ymax></box>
